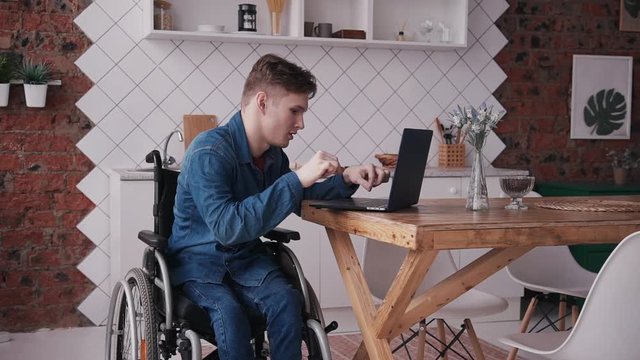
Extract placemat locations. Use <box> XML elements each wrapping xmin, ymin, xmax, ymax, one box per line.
<box><xmin>536</xmin><ymin>199</ymin><xmax>640</xmax><ymax>212</ymax></box>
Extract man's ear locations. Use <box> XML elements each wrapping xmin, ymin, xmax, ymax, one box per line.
<box><xmin>256</xmin><ymin>91</ymin><xmax>267</xmax><ymax>113</ymax></box>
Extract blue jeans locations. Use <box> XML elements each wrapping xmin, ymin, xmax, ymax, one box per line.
<box><xmin>182</xmin><ymin>270</ymin><xmax>303</xmax><ymax>360</ymax></box>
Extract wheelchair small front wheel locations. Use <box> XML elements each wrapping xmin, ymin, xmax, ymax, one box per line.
<box><xmin>107</xmin><ymin>268</ymin><xmax>159</xmax><ymax>360</ymax></box>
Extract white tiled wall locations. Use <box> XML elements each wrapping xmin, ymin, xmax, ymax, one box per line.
<box><xmin>73</xmin><ymin>0</ymin><xmax>510</xmax><ymax>324</ymax></box>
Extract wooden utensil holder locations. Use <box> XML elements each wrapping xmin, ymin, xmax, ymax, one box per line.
<box><xmin>438</xmin><ymin>143</ymin><xmax>465</xmax><ymax>168</ymax></box>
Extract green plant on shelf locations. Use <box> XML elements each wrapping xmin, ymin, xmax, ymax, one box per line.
<box><xmin>606</xmin><ymin>148</ymin><xmax>640</xmax><ymax>170</ymax></box>
<box><xmin>15</xmin><ymin>59</ymin><xmax>51</xmax><ymax>85</ymax></box>
<box><xmin>0</xmin><ymin>54</ymin><xmax>15</xmax><ymax>84</ymax></box>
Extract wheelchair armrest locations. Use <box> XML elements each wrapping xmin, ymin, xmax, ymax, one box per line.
<box><xmin>263</xmin><ymin>227</ymin><xmax>300</xmax><ymax>243</ymax></box>
<box><xmin>138</xmin><ymin>230</ymin><xmax>168</xmax><ymax>251</ymax></box>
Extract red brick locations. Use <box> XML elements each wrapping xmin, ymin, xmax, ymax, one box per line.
<box><xmin>1</xmin><ymin>229</ymin><xmax>48</xmax><ymax>248</ymax></box>
<box><xmin>51</xmin><ymin>229</ymin><xmax>87</xmax><ymax>247</ymax></box>
<box><xmin>24</xmin><ymin>210</ymin><xmax>57</xmax><ymax>227</ymax></box>
<box><xmin>0</xmin><ymin>134</ymin><xmax>25</xmax><ymax>151</ymax></box>
<box><xmin>0</xmin><ymin>193</ymin><xmax>51</xmax><ymax>211</ymax></box>
<box><xmin>38</xmin><ymin>267</ymin><xmax>88</xmax><ymax>287</ymax></box>
<box><xmin>39</xmin><ymin>284</ymin><xmax>92</xmax><ymax>305</ymax></box>
<box><xmin>27</xmin><ymin>248</ymin><xmax>62</xmax><ymax>267</ymax></box>
<box><xmin>24</xmin><ymin>153</ymin><xmax>75</xmax><ymax>172</ymax></box>
<box><xmin>13</xmin><ymin>173</ymin><xmax>66</xmax><ymax>192</ymax></box>
<box><xmin>53</xmin><ymin>193</ymin><xmax>92</xmax><ymax>210</ymax></box>
<box><xmin>0</xmin><ymin>154</ymin><xmax>22</xmax><ymax>171</ymax></box>
<box><xmin>0</xmin><ymin>287</ymin><xmax>36</xmax><ymax>307</ymax></box>
<box><xmin>23</xmin><ymin>134</ymin><xmax>75</xmax><ymax>152</ymax></box>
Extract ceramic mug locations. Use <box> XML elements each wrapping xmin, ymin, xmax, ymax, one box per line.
<box><xmin>304</xmin><ymin>21</ymin><xmax>314</xmax><ymax>37</ymax></box>
<box><xmin>314</xmin><ymin>23</ymin><xmax>332</xmax><ymax>38</ymax></box>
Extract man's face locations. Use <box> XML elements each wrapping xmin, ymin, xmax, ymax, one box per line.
<box><xmin>262</xmin><ymin>91</ymin><xmax>308</xmax><ymax>148</ymax></box>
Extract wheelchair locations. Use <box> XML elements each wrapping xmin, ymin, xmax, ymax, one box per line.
<box><xmin>105</xmin><ymin>150</ymin><xmax>337</xmax><ymax>360</ymax></box>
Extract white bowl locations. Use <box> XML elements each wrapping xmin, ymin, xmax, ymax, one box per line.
<box><xmin>197</xmin><ymin>24</ymin><xmax>225</xmax><ymax>32</ymax></box>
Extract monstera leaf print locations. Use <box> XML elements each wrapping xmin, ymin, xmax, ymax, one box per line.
<box><xmin>583</xmin><ymin>88</ymin><xmax>627</xmax><ymax>136</ymax></box>
<box><xmin>625</xmin><ymin>0</ymin><xmax>640</xmax><ymax>18</ymax></box>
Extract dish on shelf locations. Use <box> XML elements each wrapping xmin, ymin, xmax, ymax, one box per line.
<box><xmin>197</xmin><ymin>24</ymin><xmax>225</xmax><ymax>32</ymax></box>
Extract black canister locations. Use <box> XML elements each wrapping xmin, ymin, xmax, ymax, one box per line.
<box><xmin>238</xmin><ymin>4</ymin><xmax>257</xmax><ymax>32</ymax></box>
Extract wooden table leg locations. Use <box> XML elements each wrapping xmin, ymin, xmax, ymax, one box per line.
<box><xmin>325</xmin><ymin>228</ymin><xmax>393</xmax><ymax>360</ymax></box>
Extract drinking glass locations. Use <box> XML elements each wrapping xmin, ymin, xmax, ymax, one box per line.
<box><xmin>499</xmin><ymin>176</ymin><xmax>535</xmax><ymax>210</ymax></box>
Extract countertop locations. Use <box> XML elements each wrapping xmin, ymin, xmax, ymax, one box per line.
<box><xmin>112</xmin><ymin>167</ymin><xmax>529</xmax><ymax>181</ymax></box>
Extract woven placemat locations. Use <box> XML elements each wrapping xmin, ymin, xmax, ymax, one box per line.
<box><xmin>536</xmin><ymin>199</ymin><xmax>640</xmax><ymax>212</ymax></box>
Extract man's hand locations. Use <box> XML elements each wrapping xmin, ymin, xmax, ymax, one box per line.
<box><xmin>342</xmin><ymin>164</ymin><xmax>390</xmax><ymax>191</ymax></box>
<box><xmin>295</xmin><ymin>151</ymin><xmax>341</xmax><ymax>188</ymax></box>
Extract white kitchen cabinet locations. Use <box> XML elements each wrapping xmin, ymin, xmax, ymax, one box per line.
<box><xmin>142</xmin><ymin>0</ymin><xmax>468</xmax><ymax>50</ymax></box>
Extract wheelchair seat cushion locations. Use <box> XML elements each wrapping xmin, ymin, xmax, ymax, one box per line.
<box><xmin>173</xmin><ymin>289</ymin><xmax>216</xmax><ymax>338</ymax></box>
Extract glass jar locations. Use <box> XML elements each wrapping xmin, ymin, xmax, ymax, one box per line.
<box><xmin>154</xmin><ymin>0</ymin><xmax>173</xmax><ymax>30</ymax></box>
<box><xmin>238</xmin><ymin>4</ymin><xmax>257</xmax><ymax>32</ymax></box>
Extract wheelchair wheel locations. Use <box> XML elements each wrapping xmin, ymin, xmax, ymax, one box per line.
<box><xmin>109</xmin><ymin>268</ymin><xmax>159</xmax><ymax>360</ymax></box>
<box><xmin>303</xmin><ymin>281</ymin><xmax>332</xmax><ymax>360</ymax></box>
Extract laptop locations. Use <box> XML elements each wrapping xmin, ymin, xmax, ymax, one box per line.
<box><xmin>309</xmin><ymin>128</ymin><xmax>433</xmax><ymax>212</ymax></box>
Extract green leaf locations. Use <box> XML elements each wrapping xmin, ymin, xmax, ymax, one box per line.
<box><xmin>625</xmin><ymin>0</ymin><xmax>640</xmax><ymax>18</ymax></box>
<box><xmin>583</xmin><ymin>89</ymin><xmax>627</xmax><ymax>136</ymax></box>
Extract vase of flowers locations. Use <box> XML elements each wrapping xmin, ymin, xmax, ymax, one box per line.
<box><xmin>450</xmin><ymin>104</ymin><xmax>504</xmax><ymax>210</ymax></box>
<box><xmin>606</xmin><ymin>148</ymin><xmax>639</xmax><ymax>186</ymax></box>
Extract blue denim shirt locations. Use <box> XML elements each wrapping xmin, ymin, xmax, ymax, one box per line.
<box><xmin>168</xmin><ymin>111</ymin><xmax>358</xmax><ymax>286</ymax></box>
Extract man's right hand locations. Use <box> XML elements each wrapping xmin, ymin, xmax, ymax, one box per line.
<box><xmin>295</xmin><ymin>151</ymin><xmax>341</xmax><ymax>188</ymax></box>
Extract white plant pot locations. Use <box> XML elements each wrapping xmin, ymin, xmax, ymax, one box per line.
<box><xmin>24</xmin><ymin>83</ymin><xmax>48</xmax><ymax>108</ymax></box>
<box><xmin>0</xmin><ymin>83</ymin><xmax>9</xmax><ymax>107</ymax></box>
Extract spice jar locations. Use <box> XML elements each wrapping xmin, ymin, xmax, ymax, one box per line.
<box><xmin>238</xmin><ymin>4</ymin><xmax>257</xmax><ymax>32</ymax></box>
<box><xmin>154</xmin><ymin>0</ymin><xmax>173</xmax><ymax>31</ymax></box>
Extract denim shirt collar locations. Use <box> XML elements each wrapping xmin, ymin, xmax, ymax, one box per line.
<box><xmin>228</xmin><ymin>110</ymin><xmax>278</xmax><ymax>170</ymax></box>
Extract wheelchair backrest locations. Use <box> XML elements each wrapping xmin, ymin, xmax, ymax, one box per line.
<box><xmin>147</xmin><ymin>150</ymin><xmax>180</xmax><ymax>238</ymax></box>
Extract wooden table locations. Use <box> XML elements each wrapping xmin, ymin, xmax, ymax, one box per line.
<box><xmin>301</xmin><ymin>196</ymin><xmax>640</xmax><ymax>360</ymax></box>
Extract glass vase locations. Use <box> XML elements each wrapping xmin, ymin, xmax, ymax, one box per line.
<box><xmin>466</xmin><ymin>145</ymin><xmax>489</xmax><ymax>211</ymax></box>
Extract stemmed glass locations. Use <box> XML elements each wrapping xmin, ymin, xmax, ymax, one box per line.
<box><xmin>499</xmin><ymin>176</ymin><xmax>535</xmax><ymax>210</ymax></box>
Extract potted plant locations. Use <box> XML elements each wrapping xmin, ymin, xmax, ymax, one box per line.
<box><xmin>0</xmin><ymin>54</ymin><xmax>14</xmax><ymax>107</ymax></box>
<box><xmin>606</xmin><ymin>148</ymin><xmax>639</xmax><ymax>185</ymax></box>
<box><xmin>15</xmin><ymin>59</ymin><xmax>51</xmax><ymax>108</ymax></box>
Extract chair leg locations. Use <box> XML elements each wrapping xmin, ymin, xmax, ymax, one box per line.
<box><xmin>558</xmin><ymin>295</ymin><xmax>567</xmax><ymax>331</ymax></box>
<box><xmin>463</xmin><ymin>319</ymin><xmax>485</xmax><ymax>360</ymax></box>
<box><xmin>437</xmin><ymin>319</ymin><xmax>448</xmax><ymax>360</ymax></box>
<box><xmin>416</xmin><ymin>319</ymin><xmax>427</xmax><ymax>360</ymax></box>
<box><xmin>571</xmin><ymin>304</ymin><xmax>580</xmax><ymax>327</ymax></box>
<box><xmin>508</xmin><ymin>296</ymin><xmax>539</xmax><ymax>360</ymax></box>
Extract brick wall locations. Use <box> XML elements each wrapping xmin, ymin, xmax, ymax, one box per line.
<box><xmin>0</xmin><ymin>0</ymin><xmax>94</xmax><ymax>331</ymax></box>
<box><xmin>494</xmin><ymin>0</ymin><xmax>640</xmax><ymax>182</ymax></box>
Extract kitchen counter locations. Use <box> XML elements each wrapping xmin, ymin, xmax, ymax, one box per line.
<box><xmin>114</xmin><ymin>166</ymin><xmax>529</xmax><ymax>181</ymax></box>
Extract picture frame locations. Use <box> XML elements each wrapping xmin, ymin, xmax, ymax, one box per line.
<box><xmin>620</xmin><ymin>0</ymin><xmax>640</xmax><ymax>32</ymax></box>
<box><xmin>570</xmin><ymin>55</ymin><xmax>633</xmax><ymax>140</ymax></box>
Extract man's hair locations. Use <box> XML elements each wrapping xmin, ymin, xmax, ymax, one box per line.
<box><xmin>241</xmin><ymin>54</ymin><xmax>317</xmax><ymax>107</ymax></box>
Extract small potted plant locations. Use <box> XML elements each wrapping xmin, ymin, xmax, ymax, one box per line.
<box><xmin>606</xmin><ymin>148</ymin><xmax>639</xmax><ymax>185</ymax></box>
<box><xmin>15</xmin><ymin>59</ymin><xmax>51</xmax><ymax>108</ymax></box>
<box><xmin>0</xmin><ymin>54</ymin><xmax>14</xmax><ymax>107</ymax></box>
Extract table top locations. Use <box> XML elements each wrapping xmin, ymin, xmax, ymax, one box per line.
<box><xmin>301</xmin><ymin>195</ymin><xmax>640</xmax><ymax>250</ymax></box>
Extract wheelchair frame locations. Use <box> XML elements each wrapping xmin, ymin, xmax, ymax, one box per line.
<box><xmin>104</xmin><ymin>150</ymin><xmax>336</xmax><ymax>360</ymax></box>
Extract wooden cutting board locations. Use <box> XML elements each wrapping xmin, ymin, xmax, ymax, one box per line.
<box><xmin>183</xmin><ymin>114</ymin><xmax>218</xmax><ymax>150</ymax></box>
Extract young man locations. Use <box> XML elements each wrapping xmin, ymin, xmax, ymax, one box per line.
<box><xmin>168</xmin><ymin>54</ymin><xmax>389</xmax><ymax>359</ymax></box>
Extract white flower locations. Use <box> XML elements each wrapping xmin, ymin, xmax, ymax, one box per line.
<box><xmin>447</xmin><ymin>103</ymin><xmax>505</xmax><ymax>149</ymax></box>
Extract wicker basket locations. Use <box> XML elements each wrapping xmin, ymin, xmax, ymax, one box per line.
<box><xmin>438</xmin><ymin>143</ymin><xmax>465</xmax><ymax>168</ymax></box>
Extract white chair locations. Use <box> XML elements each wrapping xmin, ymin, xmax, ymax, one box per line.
<box><xmin>500</xmin><ymin>230</ymin><xmax>640</xmax><ymax>359</ymax></box>
<box><xmin>504</xmin><ymin>192</ymin><xmax>599</xmax><ymax>360</ymax></box>
<box><xmin>363</xmin><ymin>239</ymin><xmax>508</xmax><ymax>360</ymax></box>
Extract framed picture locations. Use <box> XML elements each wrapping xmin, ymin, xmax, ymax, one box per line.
<box><xmin>620</xmin><ymin>0</ymin><xmax>640</xmax><ymax>31</ymax></box>
<box><xmin>570</xmin><ymin>55</ymin><xmax>633</xmax><ymax>140</ymax></box>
